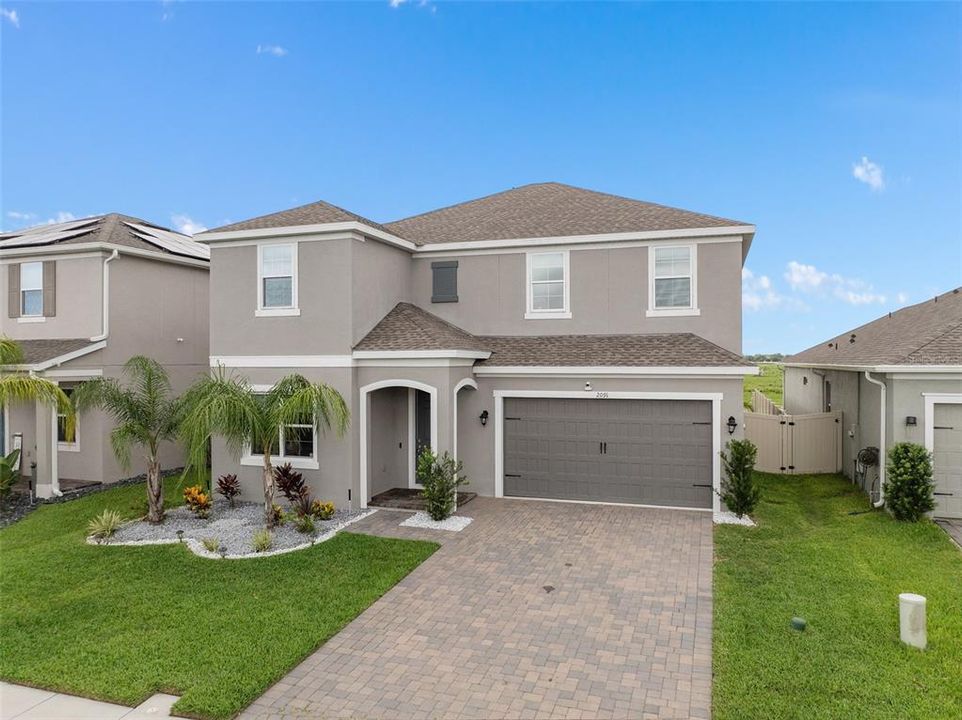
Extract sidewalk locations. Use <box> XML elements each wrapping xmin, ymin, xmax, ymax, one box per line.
<box><xmin>0</xmin><ymin>682</ymin><xmax>179</xmax><ymax>719</ymax></box>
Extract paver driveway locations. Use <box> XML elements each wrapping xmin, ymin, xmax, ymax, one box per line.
<box><xmin>242</xmin><ymin>498</ymin><xmax>712</xmax><ymax>720</ymax></box>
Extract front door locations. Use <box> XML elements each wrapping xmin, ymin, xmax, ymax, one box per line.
<box><xmin>413</xmin><ymin>389</ymin><xmax>432</xmax><ymax>484</ymax></box>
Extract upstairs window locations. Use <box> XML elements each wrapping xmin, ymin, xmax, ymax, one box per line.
<box><xmin>20</xmin><ymin>262</ymin><xmax>43</xmax><ymax>316</ymax></box>
<box><xmin>649</xmin><ymin>245</ymin><xmax>699</xmax><ymax>316</ymax></box>
<box><xmin>526</xmin><ymin>251</ymin><xmax>570</xmax><ymax>319</ymax></box>
<box><xmin>257</xmin><ymin>243</ymin><xmax>298</xmax><ymax>316</ymax></box>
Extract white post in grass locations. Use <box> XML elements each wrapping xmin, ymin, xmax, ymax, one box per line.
<box><xmin>899</xmin><ymin>593</ymin><xmax>927</xmax><ymax>650</ymax></box>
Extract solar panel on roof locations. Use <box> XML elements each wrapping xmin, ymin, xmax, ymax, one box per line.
<box><xmin>124</xmin><ymin>222</ymin><xmax>210</xmax><ymax>260</ymax></box>
<box><xmin>0</xmin><ymin>219</ymin><xmax>100</xmax><ymax>248</ymax></box>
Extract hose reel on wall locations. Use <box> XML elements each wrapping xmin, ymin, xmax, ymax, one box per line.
<box><xmin>855</xmin><ymin>446</ymin><xmax>880</xmax><ymax>502</ymax></box>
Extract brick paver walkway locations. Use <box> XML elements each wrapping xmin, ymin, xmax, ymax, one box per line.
<box><xmin>241</xmin><ymin>498</ymin><xmax>713</xmax><ymax>720</ymax></box>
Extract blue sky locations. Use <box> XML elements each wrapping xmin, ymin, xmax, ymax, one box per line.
<box><xmin>1</xmin><ymin>1</ymin><xmax>959</xmax><ymax>354</ymax></box>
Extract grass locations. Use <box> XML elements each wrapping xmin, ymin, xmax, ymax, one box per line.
<box><xmin>744</xmin><ymin>362</ymin><xmax>783</xmax><ymax>408</ymax></box>
<box><xmin>714</xmin><ymin>473</ymin><xmax>962</xmax><ymax>720</ymax></box>
<box><xmin>0</xmin><ymin>478</ymin><xmax>438</xmax><ymax>719</ymax></box>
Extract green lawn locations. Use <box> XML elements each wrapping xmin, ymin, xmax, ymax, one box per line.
<box><xmin>0</xmin><ymin>480</ymin><xmax>438</xmax><ymax>719</ymax></box>
<box><xmin>744</xmin><ymin>362</ymin><xmax>783</xmax><ymax>408</ymax></box>
<box><xmin>714</xmin><ymin>473</ymin><xmax>962</xmax><ymax>720</ymax></box>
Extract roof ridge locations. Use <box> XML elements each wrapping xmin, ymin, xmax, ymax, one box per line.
<box><xmin>906</xmin><ymin>318</ymin><xmax>962</xmax><ymax>359</ymax></box>
<box><xmin>394</xmin><ymin>302</ymin><xmax>481</xmax><ymax>342</ymax></box>
<box><xmin>384</xmin><ymin>183</ymin><xmax>553</xmax><ymax>226</ymax></box>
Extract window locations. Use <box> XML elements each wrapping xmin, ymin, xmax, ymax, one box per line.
<box><xmin>431</xmin><ymin>261</ymin><xmax>458</xmax><ymax>303</ymax></box>
<box><xmin>526</xmin><ymin>251</ymin><xmax>570</xmax><ymax>319</ymax></box>
<box><xmin>57</xmin><ymin>387</ymin><xmax>78</xmax><ymax>450</ymax></box>
<box><xmin>648</xmin><ymin>245</ymin><xmax>699</xmax><ymax>316</ymax></box>
<box><xmin>20</xmin><ymin>262</ymin><xmax>43</xmax><ymax>317</ymax></box>
<box><xmin>243</xmin><ymin>390</ymin><xmax>316</xmax><ymax>468</ymax></box>
<box><xmin>257</xmin><ymin>243</ymin><xmax>298</xmax><ymax>316</ymax></box>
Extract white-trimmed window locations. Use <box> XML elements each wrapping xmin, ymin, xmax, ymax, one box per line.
<box><xmin>242</xmin><ymin>389</ymin><xmax>317</xmax><ymax>469</ymax></box>
<box><xmin>525</xmin><ymin>251</ymin><xmax>570</xmax><ymax>319</ymax></box>
<box><xmin>256</xmin><ymin>243</ymin><xmax>299</xmax><ymax>317</ymax></box>
<box><xmin>648</xmin><ymin>245</ymin><xmax>699</xmax><ymax>316</ymax></box>
<box><xmin>20</xmin><ymin>262</ymin><xmax>43</xmax><ymax>317</ymax></box>
<box><xmin>57</xmin><ymin>387</ymin><xmax>79</xmax><ymax>451</ymax></box>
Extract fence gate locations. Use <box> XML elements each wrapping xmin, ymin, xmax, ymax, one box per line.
<box><xmin>745</xmin><ymin>411</ymin><xmax>842</xmax><ymax>474</ymax></box>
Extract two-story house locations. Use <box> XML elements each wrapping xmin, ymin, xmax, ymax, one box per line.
<box><xmin>0</xmin><ymin>214</ymin><xmax>209</xmax><ymax>498</ymax></box>
<box><xmin>199</xmin><ymin>183</ymin><xmax>757</xmax><ymax>514</ymax></box>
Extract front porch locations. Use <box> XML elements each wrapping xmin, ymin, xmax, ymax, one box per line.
<box><xmin>368</xmin><ymin>487</ymin><xmax>477</xmax><ymax>511</ymax></box>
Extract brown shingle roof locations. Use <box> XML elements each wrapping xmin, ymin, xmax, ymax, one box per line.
<box><xmin>385</xmin><ymin>182</ymin><xmax>748</xmax><ymax>244</ymax></box>
<box><xmin>6</xmin><ymin>339</ymin><xmax>101</xmax><ymax>366</ymax></box>
<box><xmin>207</xmin><ymin>199</ymin><xmax>401</xmax><ymax>237</ymax></box>
<box><xmin>476</xmin><ymin>333</ymin><xmax>747</xmax><ymax>367</ymax></box>
<box><xmin>786</xmin><ymin>288</ymin><xmax>962</xmax><ymax>367</ymax></box>
<box><xmin>355</xmin><ymin>304</ymin><xmax>748</xmax><ymax>367</ymax></box>
<box><xmin>354</xmin><ymin>303</ymin><xmax>489</xmax><ymax>353</ymax></box>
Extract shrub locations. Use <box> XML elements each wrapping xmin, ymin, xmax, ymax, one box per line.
<box><xmin>0</xmin><ymin>449</ymin><xmax>21</xmax><ymax>503</ymax></box>
<box><xmin>885</xmin><ymin>442</ymin><xmax>935</xmax><ymax>522</ymax></box>
<box><xmin>417</xmin><ymin>449</ymin><xmax>468</xmax><ymax>521</ymax></box>
<box><xmin>215</xmin><ymin>474</ymin><xmax>242</xmax><ymax>507</ymax></box>
<box><xmin>270</xmin><ymin>504</ymin><xmax>286</xmax><ymax>526</ymax></box>
<box><xmin>311</xmin><ymin>500</ymin><xmax>335</xmax><ymax>521</ymax></box>
<box><xmin>720</xmin><ymin>439</ymin><xmax>760</xmax><ymax>518</ymax></box>
<box><xmin>294</xmin><ymin>513</ymin><xmax>316</xmax><ymax>534</ymax></box>
<box><xmin>201</xmin><ymin>536</ymin><xmax>220</xmax><ymax>553</ymax></box>
<box><xmin>290</xmin><ymin>486</ymin><xmax>314</xmax><ymax>518</ymax></box>
<box><xmin>251</xmin><ymin>529</ymin><xmax>273</xmax><ymax>553</ymax></box>
<box><xmin>183</xmin><ymin>485</ymin><xmax>212</xmax><ymax>518</ymax></box>
<box><xmin>88</xmin><ymin>509</ymin><xmax>123</xmax><ymax>540</ymax></box>
<box><xmin>273</xmin><ymin>463</ymin><xmax>306</xmax><ymax>503</ymax></box>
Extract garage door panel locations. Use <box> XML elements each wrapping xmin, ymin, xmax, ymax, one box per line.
<box><xmin>504</xmin><ymin>398</ymin><xmax>713</xmax><ymax>508</ymax></box>
<box><xmin>933</xmin><ymin>404</ymin><xmax>962</xmax><ymax>519</ymax></box>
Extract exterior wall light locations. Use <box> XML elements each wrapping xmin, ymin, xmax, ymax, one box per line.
<box><xmin>726</xmin><ymin>416</ymin><xmax>738</xmax><ymax>435</ymax></box>
<box><xmin>479</xmin><ymin>410</ymin><xmax>488</xmax><ymax>427</ymax></box>
<box><xmin>905</xmin><ymin>416</ymin><xmax>917</xmax><ymax>427</ymax></box>
<box><xmin>585</xmin><ymin>381</ymin><xmax>592</xmax><ymax>392</ymax></box>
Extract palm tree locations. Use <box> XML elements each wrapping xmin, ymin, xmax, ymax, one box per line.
<box><xmin>0</xmin><ymin>336</ymin><xmax>75</xmax><ymax>437</ymax></box>
<box><xmin>178</xmin><ymin>369</ymin><xmax>349</xmax><ymax>528</ymax></box>
<box><xmin>72</xmin><ymin>356</ymin><xmax>181</xmax><ymax>523</ymax></box>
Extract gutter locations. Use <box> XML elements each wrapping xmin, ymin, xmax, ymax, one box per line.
<box><xmin>90</xmin><ymin>249</ymin><xmax>118</xmax><ymax>342</ymax></box>
<box><xmin>863</xmin><ymin>371</ymin><xmax>886</xmax><ymax>508</ymax></box>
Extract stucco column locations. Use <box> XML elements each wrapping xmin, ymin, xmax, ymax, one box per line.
<box><xmin>33</xmin><ymin>399</ymin><xmax>58</xmax><ymax>499</ymax></box>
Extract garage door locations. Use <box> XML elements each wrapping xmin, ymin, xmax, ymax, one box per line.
<box><xmin>933</xmin><ymin>403</ymin><xmax>962</xmax><ymax>519</ymax></box>
<box><xmin>503</xmin><ymin>397</ymin><xmax>713</xmax><ymax>508</ymax></box>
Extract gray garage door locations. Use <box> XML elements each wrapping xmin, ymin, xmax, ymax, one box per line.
<box><xmin>933</xmin><ymin>403</ymin><xmax>962</xmax><ymax>519</ymax></box>
<box><xmin>503</xmin><ymin>398</ymin><xmax>713</xmax><ymax>508</ymax></box>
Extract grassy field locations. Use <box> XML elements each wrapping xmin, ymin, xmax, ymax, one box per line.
<box><xmin>744</xmin><ymin>362</ymin><xmax>783</xmax><ymax>408</ymax></box>
<box><xmin>714</xmin><ymin>473</ymin><xmax>962</xmax><ymax>720</ymax></box>
<box><xmin>0</xmin><ymin>479</ymin><xmax>437</xmax><ymax>719</ymax></box>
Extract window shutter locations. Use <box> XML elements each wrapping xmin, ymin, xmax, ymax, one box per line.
<box><xmin>42</xmin><ymin>261</ymin><xmax>56</xmax><ymax>317</ymax></box>
<box><xmin>7</xmin><ymin>264</ymin><xmax>20</xmax><ymax>318</ymax></box>
<box><xmin>431</xmin><ymin>261</ymin><xmax>458</xmax><ymax>303</ymax></box>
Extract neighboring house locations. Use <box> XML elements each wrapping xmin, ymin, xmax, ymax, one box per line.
<box><xmin>0</xmin><ymin>214</ymin><xmax>210</xmax><ymax>498</ymax></box>
<box><xmin>198</xmin><ymin>182</ymin><xmax>757</xmax><ymax>514</ymax></box>
<box><xmin>784</xmin><ymin>289</ymin><xmax>962</xmax><ymax>518</ymax></box>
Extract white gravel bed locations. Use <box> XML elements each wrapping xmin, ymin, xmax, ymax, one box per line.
<box><xmin>92</xmin><ymin>500</ymin><xmax>376</xmax><ymax>558</ymax></box>
<box><xmin>399</xmin><ymin>511</ymin><xmax>473</xmax><ymax>532</ymax></box>
<box><xmin>713</xmin><ymin>510</ymin><xmax>756</xmax><ymax>527</ymax></box>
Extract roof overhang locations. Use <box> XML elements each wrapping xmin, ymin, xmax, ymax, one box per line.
<box><xmin>784</xmin><ymin>362</ymin><xmax>962</xmax><ymax>374</ymax></box>
<box><xmin>353</xmin><ymin>349</ymin><xmax>491</xmax><ymax>360</ymax></box>
<box><xmin>475</xmin><ymin>365</ymin><xmax>759</xmax><ymax>377</ymax></box>
<box><xmin>0</xmin><ymin>242</ymin><xmax>209</xmax><ymax>269</ymax></box>
<box><xmin>197</xmin><ymin>221</ymin><xmax>418</xmax><ymax>252</ymax></box>
<box><xmin>3</xmin><ymin>341</ymin><xmax>106</xmax><ymax>372</ymax></box>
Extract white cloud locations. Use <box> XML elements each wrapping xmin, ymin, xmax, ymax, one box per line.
<box><xmin>896</xmin><ymin>291</ymin><xmax>909</xmax><ymax>305</ymax></box>
<box><xmin>852</xmin><ymin>156</ymin><xmax>885</xmax><ymax>191</ymax></box>
<box><xmin>1</xmin><ymin>7</ymin><xmax>19</xmax><ymax>28</ymax></box>
<box><xmin>743</xmin><ymin>268</ymin><xmax>781</xmax><ymax>311</ymax></box>
<box><xmin>47</xmin><ymin>211</ymin><xmax>76</xmax><ymax>224</ymax></box>
<box><xmin>7</xmin><ymin>210</ymin><xmax>35</xmax><ymax>222</ymax></box>
<box><xmin>389</xmin><ymin>0</ymin><xmax>407</xmax><ymax>6</ymax></box>
<box><xmin>784</xmin><ymin>261</ymin><xmax>827</xmax><ymax>291</ymax></box>
<box><xmin>171</xmin><ymin>214</ymin><xmax>207</xmax><ymax>236</ymax></box>
<box><xmin>256</xmin><ymin>44</ymin><xmax>288</xmax><ymax>57</ymax></box>
<box><xmin>784</xmin><ymin>260</ymin><xmax>886</xmax><ymax>306</ymax></box>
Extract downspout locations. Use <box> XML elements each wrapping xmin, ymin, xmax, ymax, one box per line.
<box><xmin>864</xmin><ymin>371</ymin><xmax>886</xmax><ymax>508</ymax></box>
<box><xmin>90</xmin><ymin>249</ymin><xmax>119</xmax><ymax>342</ymax></box>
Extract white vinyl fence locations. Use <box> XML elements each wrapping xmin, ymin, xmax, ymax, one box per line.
<box><xmin>750</xmin><ymin>389</ymin><xmax>785</xmax><ymax>416</ymax></box>
<box><xmin>745</xmin><ymin>410</ymin><xmax>843</xmax><ymax>474</ymax></box>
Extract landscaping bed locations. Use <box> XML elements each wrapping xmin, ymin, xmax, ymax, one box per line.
<box><xmin>714</xmin><ymin>473</ymin><xmax>962</xmax><ymax>720</ymax></box>
<box><xmin>0</xmin><ymin>479</ymin><xmax>438</xmax><ymax>720</ymax></box>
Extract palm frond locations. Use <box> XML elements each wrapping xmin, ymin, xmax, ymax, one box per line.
<box><xmin>273</xmin><ymin>377</ymin><xmax>350</xmax><ymax>438</ymax></box>
<box><xmin>178</xmin><ymin>368</ymin><xmax>265</xmax><ymax>472</ymax></box>
<box><xmin>109</xmin><ymin>421</ymin><xmax>143</xmax><ymax>471</ymax></box>
<box><xmin>0</xmin><ymin>336</ymin><xmax>24</xmax><ymax>366</ymax></box>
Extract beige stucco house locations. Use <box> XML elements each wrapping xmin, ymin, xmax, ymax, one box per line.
<box><xmin>0</xmin><ymin>214</ymin><xmax>209</xmax><ymax>498</ymax></box>
<box><xmin>198</xmin><ymin>183</ymin><xmax>758</xmax><ymax>514</ymax></box>
<box><xmin>784</xmin><ymin>289</ymin><xmax>962</xmax><ymax>518</ymax></box>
